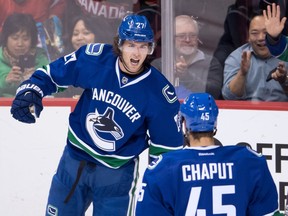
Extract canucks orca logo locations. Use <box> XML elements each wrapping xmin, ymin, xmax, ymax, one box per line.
<box><xmin>86</xmin><ymin>107</ymin><xmax>123</xmax><ymax>151</ymax></box>
<box><xmin>90</xmin><ymin>108</ymin><xmax>123</xmax><ymax>139</ymax></box>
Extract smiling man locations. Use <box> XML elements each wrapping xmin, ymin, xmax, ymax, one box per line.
<box><xmin>10</xmin><ymin>14</ymin><xmax>183</xmax><ymax>216</ymax></box>
<box><xmin>222</xmin><ymin>11</ymin><xmax>288</xmax><ymax>101</ymax></box>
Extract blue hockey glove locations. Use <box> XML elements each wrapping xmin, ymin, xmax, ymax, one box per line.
<box><xmin>11</xmin><ymin>82</ymin><xmax>44</xmax><ymax>123</ymax></box>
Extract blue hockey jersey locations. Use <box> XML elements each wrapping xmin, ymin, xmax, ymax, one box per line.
<box><xmin>29</xmin><ymin>43</ymin><xmax>183</xmax><ymax>168</ymax></box>
<box><xmin>136</xmin><ymin>145</ymin><xmax>279</xmax><ymax>216</ymax></box>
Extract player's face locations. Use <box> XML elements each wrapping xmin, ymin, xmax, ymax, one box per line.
<box><xmin>71</xmin><ymin>20</ymin><xmax>96</xmax><ymax>50</ymax></box>
<box><xmin>248</xmin><ymin>16</ymin><xmax>270</xmax><ymax>58</ymax></box>
<box><xmin>7</xmin><ymin>31</ymin><xmax>31</xmax><ymax>58</ymax></box>
<box><xmin>120</xmin><ymin>41</ymin><xmax>149</xmax><ymax>74</ymax></box>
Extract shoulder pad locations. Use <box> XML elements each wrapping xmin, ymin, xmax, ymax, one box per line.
<box><xmin>246</xmin><ymin>146</ymin><xmax>262</xmax><ymax>157</ymax></box>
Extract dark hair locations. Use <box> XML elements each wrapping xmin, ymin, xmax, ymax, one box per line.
<box><xmin>190</xmin><ymin>131</ymin><xmax>215</xmax><ymax>140</ymax></box>
<box><xmin>63</xmin><ymin>16</ymin><xmax>97</xmax><ymax>53</ymax></box>
<box><xmin>113</xmin><ymin>36</ymin><xmax>121</xmax><ymax>56</ymax></box>
<box><xmin>249</xmin><ymin>9</ymin><xmax>263</xmax><ymax>21</ymax></box>
<box><xmin>0</xmin><ymin>13</ymin><xmax>38</xmax><ymax>48</ymax></box>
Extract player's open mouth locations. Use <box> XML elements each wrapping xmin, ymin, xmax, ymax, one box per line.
<box><xmin>130</xmin><ymin>58</ymin><xmax>140</xmax><ymax>65</ymax></box>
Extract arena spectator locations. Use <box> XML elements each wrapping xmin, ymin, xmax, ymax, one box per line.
<box><xmin>222</xmin><ymin>13</ymin><xmax>288</xmax><ymax>101</ymax></box>
<box><xmin>0</xmin><ymin>13</ymin><xmax>49</xmax><ymax>97</ymax></box>
<box><xmin>62</xmin><ymin>0</ymin><xmax>139</xmax><ymax>45</ymax></box>
<box><xmin>56</xmin><ymin>15</ymin><xmax>97</xmax><ymax>98</ymax></box>
<box><xmin>152</xmin><ymin>15</ymin><xmax>216</xmax><ymax>99</ymax></box>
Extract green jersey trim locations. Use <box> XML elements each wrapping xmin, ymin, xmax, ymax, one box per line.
<box><xmin>68</xmin><ymin>127</ymin><xmax>134</xmax><ymax>169</ymax></box>
<box><xmin>149</xmin><ymin>141</ymin><xmax>183</xmax><ymax>157</ymax></box>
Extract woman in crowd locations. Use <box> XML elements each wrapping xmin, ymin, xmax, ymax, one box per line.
<box><xmin>0</xmin><ymin>13</ymin><xmax>49</xmax><ymax>97</ymax></box>
<box><xmin>56</xmin><ymin>15</ymin><xmax>97</xmax><ymax>98</ymax></box>
<box><xmin>63</xmin><ymin>16</ymin><xmax>97</xmax><ymax>55</ymax></box>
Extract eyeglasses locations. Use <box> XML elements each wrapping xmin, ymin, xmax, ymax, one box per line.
<box><xmin>175</xmin><ymin>33</ymin><xmax>198</xmax><ymax>41</ymax></box>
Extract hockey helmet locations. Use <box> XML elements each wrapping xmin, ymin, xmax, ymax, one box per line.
<box><xmin>180</xmin><ymin>93</ymin><xmax>218</xmax><ymax>132</ymax></box>
<box><xmin>118</xmin><ymin>14</ymin><xmax>155</xmax><ymax>54</ymax></box>
<box><xmin>118</xmin><ymin>14</ymin><xmax>154</xmax><ymax>43</ymax></box>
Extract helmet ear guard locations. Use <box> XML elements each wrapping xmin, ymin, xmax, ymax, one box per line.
<box><xmin>147</xmin><ymin>42</ymin><xmax>156</xmax><ymax>55</ymax></box>
<box><xmin>180</xmin><ymin>93</ymin><xmax>219</xmax><ymax>133</ymax></box>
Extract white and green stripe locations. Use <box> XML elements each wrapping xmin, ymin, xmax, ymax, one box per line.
<box><xmin>68</xmin><ymin>127</ymin><xmax>134</xmax><ymax>169</ymax></box>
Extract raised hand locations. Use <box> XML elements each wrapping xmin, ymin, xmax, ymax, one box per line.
<box><xmin>175</xmin><ymin>55</ymin><xmax>188</xmax><ymax>77</ymax></box>
<box><xmin>5</xmin><ymin>66</ymin><xmax>22</xmax><ymax>84</ymax></box>
<box><xmin>263</xmin><ymin>3</ymin><xmax>287</xmax><ymax>38</ymax></box>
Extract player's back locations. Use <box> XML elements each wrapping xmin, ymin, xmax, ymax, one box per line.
<box><xmin>137</xmin><ymin>145</ymin><xmax>278</xmax><ymax>216</ymax></box>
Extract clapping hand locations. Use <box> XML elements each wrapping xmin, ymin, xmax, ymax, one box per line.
<box><xmin>240</xmin><ymin>51</ymin><xmax>251</xmax><ymax>76</ymax></box>
<box><xmin>175</xmin><ymin>56</ymin><xmax>188</xmax><ymax>77</ymax></box>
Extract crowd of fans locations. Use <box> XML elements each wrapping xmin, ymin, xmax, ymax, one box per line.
<box><xmin>0</xmin><ymin>0</ymin><xmax>287</xmax><ymax>101</ymax></box>
<box><xmin>3</xmin><ymin>1</ymin><xmax>288</xmax><ymax>215</ymax></box>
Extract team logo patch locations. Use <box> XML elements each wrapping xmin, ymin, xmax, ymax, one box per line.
<box><xmin>64</xmin><ymin>52</ymin><xmax>77</xmax><ymax>65</ymax></box>
<box><xmin>47</xmin><ymin>204</ymin><xmax>58</xmax><ymax>216</ymax></box>
<box><xmin>86</xmin><ymin>107</ymin><xmax>124</xmax><ymax>151</ymax></box>
<box><xmin>148</xmin><ymin>155</ymin><xmax>163</xmax><ymax>170</ymax></box>
<box><xmin>121</xmin><ymin>76</ymin><xmax>128</xmax><ymax>84</ymax></box>
<box><xmin>85</xmin><ymin>43</ymin><xmax>104</xmax><ymax>56</ymax></box>
<box><xmin>162</xmin><ymin>85</ymin><xmax>177</xmax><ymax>103</ymax></box>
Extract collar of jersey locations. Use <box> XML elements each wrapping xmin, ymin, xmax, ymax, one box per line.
<box><xmin>184</xmin><ymin>146</ymin><xmax>220</xmax><ymax>150</ymax></box>
<box><xmin>115</xmin><ymin>57</ymin><xmax>151</xmax><ymax>88</ymax></box>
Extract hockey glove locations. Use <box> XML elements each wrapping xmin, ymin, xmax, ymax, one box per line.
<box><xmin>11</xmin><ymin>81</ymin><xmax>44</xmax><ymax>124</ymax></box>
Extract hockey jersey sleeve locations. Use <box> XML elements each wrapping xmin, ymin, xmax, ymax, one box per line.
<box><xmin>146</xmin><ymin>83</ymin><xmax>184</xmax><ymax>160</ymax></box>
<box><xmin>24</xmin><ymin>44</ymin><xmax>112</xmax><ymax>96</ymax></box>
<box><xmin>266</xmin><ymin>34</ymin><xmax>288</xmax><ymax>61</ymax></box>
<box><xmin>21</xmin><ymin>45</ymin><xmax>89</xmax><ymax>96</ymax></box>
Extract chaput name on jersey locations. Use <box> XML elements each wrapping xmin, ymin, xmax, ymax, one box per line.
<box><xmin>182</xmin><ymin>162</ymin><xmax>234</xmax><ymax>181</ymax></box>
<box><xmin>92</xmin><ymin>88</ymin><xmax>141</xmax><ymax>123</ymax></box>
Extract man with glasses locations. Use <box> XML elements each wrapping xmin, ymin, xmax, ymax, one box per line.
<box><xmin>152</xmin><ymin>15</ymin><xmax>215</xmax><ymax>99</ymax></box>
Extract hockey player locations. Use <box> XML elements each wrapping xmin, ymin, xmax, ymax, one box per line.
<box><xmin>10</xmin><ymin>14</ymin><xmax>183</xmax><ymax>216</ymax></box>
<box><xmin>135</xmin><ymin>92</ymin><xmax>280</xmax><ymax>216</ymax></box>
